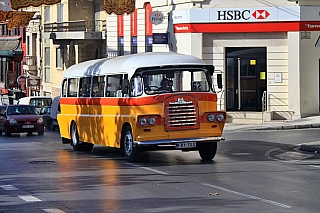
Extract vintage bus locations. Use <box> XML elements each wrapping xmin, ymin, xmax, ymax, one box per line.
<box><xmin>58</xmin><ymin>52</ymin><xmax>226</xmax><ymax>162</ymax></box>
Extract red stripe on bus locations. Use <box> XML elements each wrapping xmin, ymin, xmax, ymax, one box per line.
<box><xmin>60</xmin><ymin>93</ymin><xmax>217</xmax><ymax>106</ymax></box>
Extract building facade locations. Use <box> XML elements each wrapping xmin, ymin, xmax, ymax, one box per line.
<box><xmin>24</xmin><ymin>0</ymin><xmax>107</xmax><ymax>98</ymax></box>
<box><xmin>26</xmin><ymin>0</ymin><xmax>320</xmax><ymax>122</ymax></box>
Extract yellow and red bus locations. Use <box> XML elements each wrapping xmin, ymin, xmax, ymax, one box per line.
<box><xmin>58</xmin><ymin>52</ymin><xmax>226</xmax><ymax>162</ymax></box>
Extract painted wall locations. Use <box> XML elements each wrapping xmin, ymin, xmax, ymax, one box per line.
<box><xmin>299</xmin><ymin>31</ymin><xmax>320</xmax><ymax>116</ymax></box>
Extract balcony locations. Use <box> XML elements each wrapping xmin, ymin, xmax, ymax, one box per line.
<box><xmin>23</xmin><ymin>56</ymin><xmax>37</xmax><ymax>74</ymax></box>
<box><xmin>43</xmin><ymin>20</ymin><xmax>106</xmax><ymax>40</ymax></box>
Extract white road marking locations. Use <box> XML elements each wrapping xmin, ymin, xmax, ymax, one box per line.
<box><xmin>0</xmin><ymin>185</ymin><xmax>18</xmax><ymax>190</ymax></box>
<box><xmin>43</xmin><ymin>209</ymin><xmax>66</xmax><ymax>213</ymax></box>
<box><xmin>125</xmin><ymin>163</ymin><xmax>170</xmax><ymax>175</ymax></box>
<box><xmin>231</xmin><ymin>153</ymin><xmax>252</xmax><ymax>156</ymax></box>
<box><xmin>201</xmin><ymin>183</ymin><xmax>292</xmax><ymax>209</ymax></box>
<box><xmin>140</xmin><ymin>167</ymin><xmax>169</xmax><ymax>175</ymax></box>
<box><xmin>18</xmin><ymin>195</ymin><xmax>41</xmax><ymax>202</ymax></box>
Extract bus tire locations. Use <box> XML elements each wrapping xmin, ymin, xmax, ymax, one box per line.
<box><xmin>62</xmin><ymin>137</ymin><xmax>71</xmax><ymax>144</ymax></box>
<box><xmin>198</xmin><ymin>142</ymin><xmax>217</xmax><ymax>161</ymax></box>
<box><xmin>122</xmin><ymin>125</ymin><xmax>141</xmax><ymax>162</ymax></box>
<box><xmin>83</xmin><ymin>142</ymin><xmax>94</xmax><ymax>151</ymax></box>
<box><xmin>71</xmin><ymin>122</ymin><xmax>82</xmax><ymax>151</ymax></box>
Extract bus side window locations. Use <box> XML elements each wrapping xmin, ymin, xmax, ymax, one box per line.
<box><xmin>107</xmin><ymin>75</ymin><xmax>122</xmax><ymax>97</ymax></box>
<box><xmin>61</xmin><ymin>79</ymin><xmax>67</xmax><ymax>97</ymax></box>
<box><xmin>130</xmin><ymin>76</ymin><xmax>142</xmax><ymax>97</ymax></box>
<box><xmin>92</xmin><ymin>76</ymin><xmax>105</xmax><ymax>97</ymax></box>
<box><xmin>67</xmin><ymin>78</ymin><xmax>78</xmax><ymax>97</ymax></box>
<box><xmin>79</xmin><ymin>77</ymin><xmax>91</xmax><ymax>97</ymax></box>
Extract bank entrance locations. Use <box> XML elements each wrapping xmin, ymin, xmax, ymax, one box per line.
<box><xmin>226</xmin><ymin>47</ymin><xmax>267</xmax><ymax>111</ymax></box>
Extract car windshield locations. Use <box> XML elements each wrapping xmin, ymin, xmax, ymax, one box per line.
<box><xmin>7</xmin><ymin>106</ymin><xmax>39</xmax><ymax>115</ymax></box>
<box><xmin>139</xmin><ymin>69</ymin><xmax>210</xmax><ymax>95</ymax></box>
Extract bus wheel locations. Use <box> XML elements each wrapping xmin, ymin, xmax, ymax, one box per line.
<box><xmin>198</xmin><ymin>142</ymin><xmax>217</xmax><ymax>161</ymax></box>
<box><xmin>83</xmin><ymin>142</ymin><xmax>94</xmax><ymax>151</ymax></box>
<box><xmin>71</xmin><ymin>122</ymin><xmax>82</xmax><ymax>151</ymax></box>
<box><xmin>122</xmin><ymin>125</ymin><xmax>141</xmax><ymax>162</ymax></box>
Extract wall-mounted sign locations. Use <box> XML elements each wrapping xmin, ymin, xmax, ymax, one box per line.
<box><xmin>27</xmin><ymin>78</ymin><xmax>41</xmax><ymax>87</ymax></box>
<box><xmin>301</xmin><ymin>31</ymin><xmax>311</xmax><ymax>39</ymax></box>
<box><xmin>7</xmin><ymin>71</ymin><xmax>17</xmax><ymax>87</ymax></box>
<box><xmin>17</xmin><ymin>75</ymin><xmax>27</xmax><ymax>86</ymax></box>
<box><xmin>150</xmin><ymin>11</ymin><xmax>164</xmax><ymax>25</ymax></box>
<box><xmin>274</xmin><ymin>73</ymin><xmax>282</xmax><ymax>83</ymax></box>
<box><xmin>153</xmin><ymin>33</ymin><xmax>168</xmax><ymax>44</ymax></box>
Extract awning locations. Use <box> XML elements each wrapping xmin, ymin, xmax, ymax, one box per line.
<box><xmin>0</xmin><ymin>37</ymin><xmax>22</xmax><ymax>56</ymax></box>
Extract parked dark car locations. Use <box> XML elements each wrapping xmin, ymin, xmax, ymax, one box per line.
<box><xmin>40</xmin><ymin>106</ymin><xmax>51</xmax><ymax>129</ymax></box>
<box><xmin>0</xmin><ymin>105</ymin><xmax>44</xmax><ymax>136</ymax></box>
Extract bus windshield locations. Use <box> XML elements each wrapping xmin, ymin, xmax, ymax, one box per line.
<box><xmin>141</xmin><ymin>69</ymin><xmax>210</xmax><ymax>95</ymax></box>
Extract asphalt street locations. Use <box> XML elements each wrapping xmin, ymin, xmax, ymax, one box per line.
<box><xmin>224</xmin><ymin>115</ymin><xmax>320</xmax><ymax>152</ymax></box>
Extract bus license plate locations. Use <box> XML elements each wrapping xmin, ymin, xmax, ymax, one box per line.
<box><xmin>175</xmin><ymin>142</ymin><xmax>196</xmax><ymax>149</ymax></box>
<box><xmin>22</xmin><ymin>125</ymin><xmax>34</xmax><ymax>128</ymax></box>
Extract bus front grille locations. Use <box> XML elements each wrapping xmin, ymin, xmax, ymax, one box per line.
<box><xmin>164</xmin><ymin>96</ymin><xmax>199</xmax><ymax>131</ymax></box>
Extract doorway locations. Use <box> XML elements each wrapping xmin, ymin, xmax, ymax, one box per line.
<box><xmin>226</xmin><ymin>47</ymin><xmax>267</xmax><ymax>111</ymax></box>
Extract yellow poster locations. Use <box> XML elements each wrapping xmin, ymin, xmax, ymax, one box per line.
<box><xmin>250</xmin><ymin>60</ymin><xmax>256</xmax><ymax>65</ymax></box>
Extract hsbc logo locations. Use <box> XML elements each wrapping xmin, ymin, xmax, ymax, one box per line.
<box><xmin>217</xmin><ymin>9</ymin><xmax>270</xmax><ymax>21</ymax></box>
<box><xmin>252</xmin><ymin>10</ymin><xmax>270</xmax><ymax>19</ymax></box>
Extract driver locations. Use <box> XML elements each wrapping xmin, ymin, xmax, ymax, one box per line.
<box><xmin>159</xmin><ymin>78</ymin><xmax>172</xmax><ymax>91</ymax></box>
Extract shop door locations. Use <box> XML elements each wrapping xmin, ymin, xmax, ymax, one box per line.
<box><xmin>226</xmin><ymin>47</ymin><xmax>267</xmax><ymax>111</ymax></box>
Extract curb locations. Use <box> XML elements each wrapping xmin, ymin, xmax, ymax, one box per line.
<box><xmin>300</xmin><ymin>144</ymin><xmax>320</xmax><ymax>153</ymax></box>
<box><xmin>253</xmin><ymin>123</ymin><xmax>320</xmax><ymax>131</ymax></box>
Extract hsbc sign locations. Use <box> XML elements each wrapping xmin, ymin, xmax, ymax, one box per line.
<box><xmin>217</xmin><ymin>9</ymin><xmax>270</xmax><ymax>21</ymax></box>
<box><xmin>172</xmin><ymin>6</ymin><xmax>320</xmax><ymax>25</ymax></box>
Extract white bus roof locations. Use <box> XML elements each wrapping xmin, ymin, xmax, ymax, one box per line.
<box><xmin>63</xmin><ymin>52</ymin><xmax>210</xmax><ymax>79</ymax></box>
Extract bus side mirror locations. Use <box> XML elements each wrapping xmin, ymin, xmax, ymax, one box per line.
<box><xmin>122</xmin><ymin>79</ymin><xmax>129</xmax><ymax>94</ymax></box>
<box><xmin>217</xmin><ymin>74</ymin><xmax>222</xmax><ymax>89</ymax></box>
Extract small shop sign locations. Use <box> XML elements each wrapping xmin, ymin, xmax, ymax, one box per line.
<box><xmin>152</xmin><ymin>33</ymin><xmax>168</xmax><ymax>44</ymax></box>
<box><xmin>27</xmin><ymin>78</ymin><xmax>41</xmax><ymax>87</ymax></box>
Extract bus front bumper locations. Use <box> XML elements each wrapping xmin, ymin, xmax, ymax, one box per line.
<box><xmin>134</xmin><ymin>136</ymin><xmax>225</xmax><ymax>147</ymax></box>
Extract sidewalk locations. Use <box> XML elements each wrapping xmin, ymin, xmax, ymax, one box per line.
<box><xmin>224</xmin><ymin>115</ymin><xmax>320</xmax><ymax>153</ymax></box>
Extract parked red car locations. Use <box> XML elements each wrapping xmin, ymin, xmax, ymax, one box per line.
<box><xmin>0</xmin><ymin>105</ymin><xmax>44</xmax><ymax>136</ymax></box>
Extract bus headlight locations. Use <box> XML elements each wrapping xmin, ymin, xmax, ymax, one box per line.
<box><xmin>138</xmin><ymin>117</ymin><xmax>147</xmax><ymax>126</ymax></box>
<box><xmin>207</xmin><ymin>114</ymin><xmax>215</xmax><ymax>122</ymax></box>
<box><xmin>216</xmin><ymin>113</ymin><xmax>224</xmax><ymax>122</ymax></box>
<box><xmin>147</xmin><ymin>117</ymin><xmax>156</xmax><ymax>125</ymax></box>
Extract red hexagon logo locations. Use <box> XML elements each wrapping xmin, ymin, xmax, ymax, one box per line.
<box><xmin>252</xmin><ymin>10</ymin><xmax>270</xmax><ymax>19</ymax></box>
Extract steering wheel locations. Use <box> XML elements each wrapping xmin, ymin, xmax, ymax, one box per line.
<box><xmin>147</xmin><ymin>86</ymin><xmax>159</xmax><ymax>90</ymax></box>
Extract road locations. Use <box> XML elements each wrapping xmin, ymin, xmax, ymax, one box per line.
<box><xmin>0</xmin><ymin>128</ymin><xmax>319</xmax><ymax>213</ymax></box>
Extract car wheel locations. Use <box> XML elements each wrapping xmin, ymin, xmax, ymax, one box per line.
<box><xmin>38</xmin><ymin>131</ymin><xmax>44</xmax><ymax>136</ymax></box>
<box><xmin>5</xmin><ymin>125</ymin><xmax>11</xmax><ymax>137</ymax></box>
<box><xmin>198</xmin><ymin>142</ymin><xmax>217</xmax><ymax>161</ymax></box>
<box><xmin>122</xmin><ymin>125</ymin><xmax>141</xmax><ymax>162</ymax></box>
<box><xmin>71</xmin><ymin>122</ymin><xmax>82</xmax><ymax>151</ymax></box>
